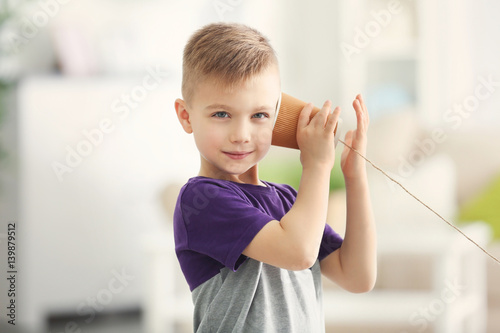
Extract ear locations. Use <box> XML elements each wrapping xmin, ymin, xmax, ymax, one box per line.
<box><xmin>175</xmin><ymin>98</ymin><xmax>193</xmax><ymax>134</ymax></box>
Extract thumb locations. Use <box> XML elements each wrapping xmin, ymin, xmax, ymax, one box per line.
<box><xmin>341</xmin><ymin>130</ymin><xmax>354</xmax><ymax>159</ymax></box>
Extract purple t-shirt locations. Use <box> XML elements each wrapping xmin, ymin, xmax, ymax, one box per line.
<box><xmin>173</xmin><ymin>176</ymin><xmax>343</xmax><ymax>292</ymax></box>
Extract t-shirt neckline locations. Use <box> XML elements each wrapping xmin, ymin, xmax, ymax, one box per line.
<box><xmin>191</xmin><ymin>176</ymin><xmax>274</xmax><ymax>192</ymax></box>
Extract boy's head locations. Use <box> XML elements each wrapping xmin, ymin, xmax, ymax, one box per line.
<box><xmin>181</xmin><ymin>22</ymin><xmax>279</xmax><ymax>107</ymax></box>
<box><xmin>175</xmin><ymin>23</ymin><xmax>281</xmax><ymax>183</ymax></box>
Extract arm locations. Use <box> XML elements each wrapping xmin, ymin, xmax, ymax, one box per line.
<box><xmin>242</xmin><ymin>100</ymin><xmax>341</xmax><ymax>271</ymax></box>
<box><xmin>320</xmin><ymin>94</ymin><xmax>377</xmax><ymax>293</ymax></box>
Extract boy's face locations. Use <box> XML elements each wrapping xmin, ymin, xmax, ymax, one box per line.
<box><xmin>176</xmin><ymin>65</ymin><xmax>281</xmax><ymax>183</ymax></box>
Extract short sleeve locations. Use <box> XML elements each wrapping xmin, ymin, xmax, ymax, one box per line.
<box><xmin>318</xmin><ymin>223</ymin><xmax>343</xmax><ymax>261</ymax></box>
<box><xmin>179</xmin><ymin>180</ymin><xmax>274</xmax><ymax>271</ymax></box>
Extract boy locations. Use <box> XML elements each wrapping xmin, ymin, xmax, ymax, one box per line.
<box><xmin>173</xmin><ymin>22</ymin><xmax>376</xmax><ymax>332</ymax></box>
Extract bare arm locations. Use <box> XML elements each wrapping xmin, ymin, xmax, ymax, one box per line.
<box><xmin>242</xmin><ymin>100</ymin><xmax>341</xmax><ymax>271</ymax></box>
<box><xmin>320</xmin><ymin>94</ymin><xmax>377</xmax><ymax>293</ymax></box>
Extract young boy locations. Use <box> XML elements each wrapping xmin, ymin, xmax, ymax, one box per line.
<box><xmin>173</xmin><ymin>22</ymin><xmax>376</xmax><ymax>332</ymax></box>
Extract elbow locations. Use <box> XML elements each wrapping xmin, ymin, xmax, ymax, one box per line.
<box><xmin>289</xmin><ymin>249</ymin><xmax>318</xmax><ymax>271</ymax></box>
<box><xmin>349</xmin><ymin>280</ymin><xmax>376</xmax><ymax>294</ymax></box>
<box><xmin>300</xmin><ymin>255</ymin><xmax>317</xmax><ymax>271</ymax></box>
<box><xmin>294</xmin><ymin>261</ymin><xmax>316</xmax><ymax>271</ymax></box>
<box><xmin>347</xmin><ymin>274</ymin><xmax>377</xmax><ymax>293</ymax></box>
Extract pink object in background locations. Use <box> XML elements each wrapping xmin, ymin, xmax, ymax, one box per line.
<box><xmin>51</xmin><ymin>23</ymin><xmax>98</xmax><ymax>76</ymax></box>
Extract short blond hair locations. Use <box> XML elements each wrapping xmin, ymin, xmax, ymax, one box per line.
<box><xmin>182</xmin><ymin>22</ymin><xmax>279</xmax><ymax>106</ymax></box>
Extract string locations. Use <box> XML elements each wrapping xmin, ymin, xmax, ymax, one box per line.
<box><xmin>338</xmin><ymin>138</ymin><xmax>500</xmax><ymax>266</ymax></box>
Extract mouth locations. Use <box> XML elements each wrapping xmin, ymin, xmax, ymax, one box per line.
<box><xmin>223</xmin><ymin>151</ymin><xmax>253</xmax><ymax>160</ymax></box>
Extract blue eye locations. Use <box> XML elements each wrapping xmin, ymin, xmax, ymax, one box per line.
<box><xmin>212</xmin><ymin>111</ymin><xmax>229</xmax><ymax>118</ymax></box>
<box><xmin>253</xmin><ymin>113</ymin><xmax>269</xmax><ymax>119</ymax></box>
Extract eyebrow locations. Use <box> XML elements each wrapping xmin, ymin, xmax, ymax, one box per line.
<box><xmin>204</xmin><ymin>104</ymin><xmax>274</xmax><ymax>112</ymax></box>
<box><xmin>205</xmin><ymin>104</ymin><xmax>234</xmax><ymax>111</ymax></box>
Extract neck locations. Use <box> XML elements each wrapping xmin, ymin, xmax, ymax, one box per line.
<box><xmin>198</xmin><ymin>163</ymin><xmax>264</xmax><ymax>186</ymax></box>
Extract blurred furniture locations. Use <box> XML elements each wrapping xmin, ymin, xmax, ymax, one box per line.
<box><xmin>16</xmin><ymin>76</ymin><xmax>198</xmax><ymax>332</ymax></box>
<box><xmin>142</xmin><ymin>230</ymin><xmax>194</xmax><ymax>333</ymax></box>
<box><xmin>323</xmin><ymin>222</ymin><xmax>491</xmax><ymax>333</ymax></box>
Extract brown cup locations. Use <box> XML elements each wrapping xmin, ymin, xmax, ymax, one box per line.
<box><xmin>271</xmin><ymin>92</ymin><xmax>341</xmax><ymax>149</ymax></box>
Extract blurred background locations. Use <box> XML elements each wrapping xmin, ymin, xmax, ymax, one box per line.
<box><xmin>0</xmin><ymin>0</ymin><xmax>499</xmax><ymax>332</ymax></box>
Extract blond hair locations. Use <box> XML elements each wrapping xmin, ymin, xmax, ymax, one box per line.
<box><xmin>182</xmin><ymin>22</ymin><xmax>279</xmax><ymax>106</ymax></box>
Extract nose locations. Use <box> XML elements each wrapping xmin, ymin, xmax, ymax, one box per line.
<box><xmin>229</xmin><ymin>119</ymin><xmax>251</xmax><ymax>144</ymax></box>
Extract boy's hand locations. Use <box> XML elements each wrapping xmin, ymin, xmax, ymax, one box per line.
<box><xmin>296</xmin><ymin>100</ymin><xmax>341</xmax><ymax>171</ymax></box>
<box><xmin>341</xmin><ymin>94</ymin><xmax>370</xmax><ymax>180</ymax></box>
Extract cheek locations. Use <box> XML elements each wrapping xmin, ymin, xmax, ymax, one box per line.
<box><xmin>195</xmin><ymin>130</ymin><xmax>221</xmax><ymax>151</ymax></box>
<box><xmin>255</xmin><ymin>126</ymin><xmax>273</xmax><ymax>148</ymax></box>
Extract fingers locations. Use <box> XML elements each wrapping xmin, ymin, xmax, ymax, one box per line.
<box><xmin>325</xmin><ymin>106</ymin><xmax>341</xmax><ymax>134</ymax></box>
<box><xmin>341</xmin><ymin>130</ymin><xmax>354</xmax><ymax>159</ymax></box>
<box><xmin>310</xmin><ymin>100</ymin><xmax>332</xmax><ymax>128</ymax></box>
<box><xmin>352</xmin><ymin>99</ymin><xmax>365</xmax><ymax>133</ymax></box>
<box><xmin>352</xmin><ymin>94</ymin><xmax>369</xmax><ymax>134</ymax></box>
<box><xmin>298</xmin><ymin>100</ymin><xmax>341</xmax><ymax>138</ymax></box>
<box><xmin>297</xmin><ymin>102</ymin><xmax>314</xmax><ymax>129</ymax></box>
<box><xmin>343</xmin><ymin>129</ymin><xmax>354</xmax><ymax>145</ymax></box>
<box><xmin>358</xmin><ymin>94</ymin><xmax>368</xmax><ymax>121</ymax></box>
